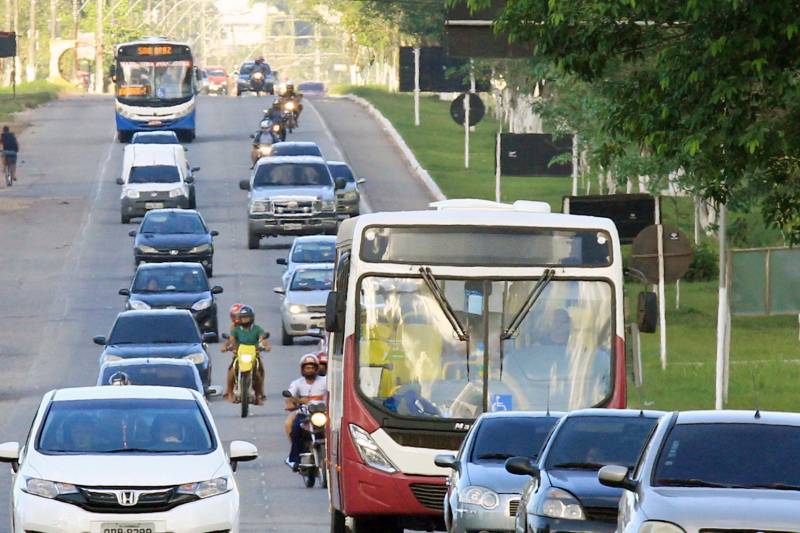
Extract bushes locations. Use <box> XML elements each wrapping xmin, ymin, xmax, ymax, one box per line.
<box><xmin>684</xmin><ymin>241</ymin><xmax>718</xmax><ymax>282</ymax></box>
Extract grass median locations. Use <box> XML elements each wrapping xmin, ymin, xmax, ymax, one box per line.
<box><xmin>0</xmin><ymin>80</ymin><xmax>71</xmax><ymax>123</ymax></box>
<box><xmin>336</xmin><ymin>85</ymin><xmax>798</xmax><ymax>412</ymax></box>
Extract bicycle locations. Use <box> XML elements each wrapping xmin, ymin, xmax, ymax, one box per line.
<box><xmin>2</xmin><ymin>151</ymin><xmax>16</xmax><ymax>187</ymax></box>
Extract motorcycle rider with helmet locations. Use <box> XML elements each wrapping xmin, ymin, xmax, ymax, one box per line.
<box><xmin>284</xmin><ymin>353</ymin><xmax>327</xmax><ymax>470</ymax></box>
<box><xmin>316</xmin><ymin>351</ymin><xmax>328</xmax><ymax>377</ymax></box>
<box><xmin>221</xmin><ymin>303</ymin><xmax>243</xmax><ymax>353</ymax></box>
<box><xmin>251</xmin><ymin>57</ymin><xmax>271</xmax><ymax>95</ymax></box>
<box><xmin>224</xmin><ymin>305</ymin><xmax>270</xmax><ymax>404</ymax></box>
<box><xmin>279</xmin><ymin>81</ymin><xmax>303</xmax><ymax>126</ymax></box>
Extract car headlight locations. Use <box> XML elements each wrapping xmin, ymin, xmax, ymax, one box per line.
<box><xmin>310</xmin><ymin>412</ymin><xmax>328</xmax><ymax>428</ymax></box>
<box><xmin>23</xmin><ymin>478</ymin><xmax>79</xmax><ymax>499</ymax></box>
<box><xmin>640</xmin><ymin>522</ymin><xmax>686</xmax><ymax>533</ymax></box>
<box><xmin>538</xmin><ymin>487</ymin><xmax>585</xmax><ymax>520</ymax></box>
<box><xmin>102</xmin><ymin>354</ymin><xmax>122</xmax><ymax>363</ymax></box>
<box><xmin>250</xmin><ymin>200</ymin><xmax>272</xmax><ymax>214</ymax></box>
<box><xmin>459</xmin><ymin>486</ymin><xmax>500</xmax><ymax>510</ymax></box>
<box><xmin>168</xmin><ymin>187</ymin><xmax>186</xmax><ymax>198</ymax></box>
<box><xmin>128</xmin><ymin>299</ymin><xmax>151</xmax><ymax>310</ymax></box>
<box><xmin>124</xmin><ymin>189</ymin><xmax>140</xmax><ymax>199</ymax></box>
<box><xmin>191</xmin><ymin>298</ymin><xmax>212</xmax><ymax>311</ymax></box>
<box><xmin>137</xmin><ymin>245</ymin><xmax>159</xmax><ymax>254</ymax></box>
<box><xmin>288</xmin><ymin>304</ymin><xmax>306</xmax><ymax>314</ymax></box>
<box><xmin>189</xmin><ymin>244</ymin><xmax>211</xmax><ymax>254</ymax></box>
<box><xmin>184</xmin><ymin>352</ymin><xmax>206</xmax><ymax>364</ymax></box>
<box><xmin>342</xmin><ymin>190</ymin><xmax>358</xmax><ymax>201</ymax></box>
<box><xmin>349</xmin><ymin>424</ymin><xmax>397</xmax><ymax>473</ymax></box>
<box><xmin>177</xmin><ymin>477</ymin><xmax>230</xmax><ymax>499</ymax></box>
<box><xmin>321</xmin><ymin>199</ymin><xmax>336</xmax><ymax>212</ymax></box>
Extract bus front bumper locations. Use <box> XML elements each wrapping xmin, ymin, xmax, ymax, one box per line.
<box><xmin>116</xmin><ymin>112</ymin><xmax>195</xmax><ymax>133</ymax></box>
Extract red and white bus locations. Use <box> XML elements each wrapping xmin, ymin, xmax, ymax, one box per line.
<box><xmin>325</xmin><ymin>200</ymin><xmax>628</xmax><ymax>532</ymax></box>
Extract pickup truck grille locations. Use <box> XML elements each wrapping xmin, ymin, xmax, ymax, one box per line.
<box><xmin>273</xmin><ymin>199</ymin><xmax>318</xmax><ymax>216</ymax></box>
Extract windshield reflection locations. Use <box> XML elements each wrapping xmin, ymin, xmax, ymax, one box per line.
<box><xmin>358</xmin><ymin>276</ymin><xmax>613</xmax><ymax>418</ymax></box>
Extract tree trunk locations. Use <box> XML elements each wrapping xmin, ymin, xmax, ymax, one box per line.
<box><xmin>26</xmin><ymin>0</ymin><xmax>35</xmax><ymax>81</ymax></box>
<box><xmin>94</xmin><ymin>0</ymin><xmax>102</xmax><ymax>93</ymax></box>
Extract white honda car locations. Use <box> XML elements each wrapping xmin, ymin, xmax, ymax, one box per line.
<box><xmin>0</xmin><ymin>385</ymin><xmax>258</xmax><ymax>533</ymax></box>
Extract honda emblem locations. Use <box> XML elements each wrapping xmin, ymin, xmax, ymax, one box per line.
<box><xmin>170</xmin><ymin>250</ymin><xmax>179</xmax><ymax>255</ymax></box>
<box><xmin>117</xmin><ymin>490</ymin><xmax>138</xmax><ymax>506</ymax></box>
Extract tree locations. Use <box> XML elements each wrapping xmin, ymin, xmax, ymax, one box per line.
<box><xmin>467</xmin><ymin>0</ymin><xmax>800</xmax><ymax>242</ymax></box>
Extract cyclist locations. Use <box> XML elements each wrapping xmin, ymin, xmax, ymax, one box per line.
<box><xmin>2</xmin><ymin>125</ymin><xmax>19</xmax><ymax>183</ymax></box>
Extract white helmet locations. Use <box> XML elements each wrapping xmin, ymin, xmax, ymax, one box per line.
<box><xmin>299</xmin><ymin>353</ymin><xmax>319</xmax><ymax>369</ymax></box>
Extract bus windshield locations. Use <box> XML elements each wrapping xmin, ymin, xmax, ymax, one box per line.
<box><xmin>357</xmin><ymin>276</ymin><xmax>613</xmax><ymax>419</ymax></box>
<box><xmin>116</xmin><ymin>59</ymin><xmax>193</xmax><ymax>101</ymax></box>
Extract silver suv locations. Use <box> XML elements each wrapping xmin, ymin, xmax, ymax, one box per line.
<box><xmin>239</xmin><ymin>156</ymin><xmax>344</xmax><ymax>249</ymax></box>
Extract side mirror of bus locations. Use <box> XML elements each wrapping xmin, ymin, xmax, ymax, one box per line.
<box><xmin>325</xmin><ymin>291</ymin><xmax>340</xmax><ymax>333</ymax></box>
<box><xmin>637</xmin><ymin>291</ymin><xmax>658</xmax><ymax>333</ymax></box>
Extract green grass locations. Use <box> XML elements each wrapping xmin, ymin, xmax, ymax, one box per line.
<box><xmin>0</xmin><ymin>80</ymin><xmax>71</xmax><ymax>122</ymax></box>
<box><xmin>341</xmin><ymin>85</ymin><xmax>800</xmax><ymax>412</ymax></box>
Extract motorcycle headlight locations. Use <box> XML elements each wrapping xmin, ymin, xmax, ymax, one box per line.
<box><xmin>640</xmin><ymin>522</ymin><xmax>687</xmax><ymax>533</ymax></box>
<box><xmin>288</xmin><ymin>304</ymin><xmax>306</xmax><ymax>314</ymax></box>
<box><xmin>285</xmin><ymin>101</ymin><xmax>295</xmax><ymax>111</ymax></box>
<box><xmin>124</xmin><ymin>189</ymin><xmax>140</xmax><ymax>199</ymax></box>
<box><xmin>321</xmin><ymin>200</ymin><xmax>336</xmax><ymax>212</ymax></box>
<box><xmin>250</xmin><ymin>201</ymin><xmax>272</xmax><ymax>214</ymax></box>
<box><xmin>23</xmin><ymin>478</ymin><xmax>78</xmax><ymax>499</ymax></box>
<box><xmin>189</xmin><ymin>244</ymin><xmax>211</xmax><ymax>254</ymax></box>
<box><xmin>177</xmin><ymin>477</ymin><xmax>230</xmax><ymax>499</ymax></box>
<box><xmin>310</xmin><ymin>412</ymin><xmax>328</xmax><ymax>428</ymax></box>
<box><xmin>128</xmin><ymin>299</ymin><xmax>151</xmax><ymax>310</ymax></box>
<box><xmin>239</xmin><ymin>352</ymin><xmax>254</xmax><ymax>364</ymax></box>
<box><xmin>260</xmin><ymin>145</ymin><xmax>272</xmax><ymax>155</ymax></box>
<box><xmin>184</xmin><ymin>352</ymin><xmax>206</xmax><ymax>364</ymax></box>
<box><xmin>459</xmin><ymin>486</ymin><xmax>500</xmax><ymax>510</ymax></box>
<box><xmin>348</xmin><ymin>424</ymin><xmax>397</xmax><ymax>474</ymax></box>
<box><xmin>168</xmin><ymin>187</ymin><xmax>186</xmax><ymax>198</ymax></box>
<box><xmin>538</xmin><ymin>487</ymin><xmax>585</xmax><ymax>520</ymax></box>
<box><xmin>137</xmin><ymin>245</ymin><xmax>159</xmax><ymax>254</ymax></box>
<box><xmin>272</xmin><ymin>124</ymin><xmax>281</xmax><ymax>132</ymax></box>
<box><xmin>191</xmin><ymin>298</ymin><xmax>212</xmax><ymax>311</ymax></box>
<box><xmin>252</xmin><ymin>72</ymin><xmax>263</xmax><ymax>80</ymax></box>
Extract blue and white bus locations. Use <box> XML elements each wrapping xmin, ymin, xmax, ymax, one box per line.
<box><xmin>112</xmin><ymin>38</ymin><xmax>198</xmax><ymax>142</ymax></box>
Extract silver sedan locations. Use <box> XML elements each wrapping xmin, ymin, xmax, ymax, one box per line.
<box><xmin>600</xmin><ymin>410</ymin><xmax>800</xmax><ymax>533</ymax></box>
<box><xmin>275</xmin><ymin>266</ymin><xmax>333</xmax><ymax>346</ymax></box>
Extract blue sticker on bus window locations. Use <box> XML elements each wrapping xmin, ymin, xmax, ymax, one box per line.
<box><xmin>467</xmin><ymin>290</ymin><xmax>483</xmax><ymax>315</ymax></box>
<box><xmin>490</xmin><ymin>394</ymin><xmax>513</xmax><ymax>412</ymax></box>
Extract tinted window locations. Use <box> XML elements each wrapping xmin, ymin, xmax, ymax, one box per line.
<box><xmin>108</xmin><ymin>314</ymin><xmax>200</xmax><ymax>344</ymax></box>
<box><xmin>291</xmin><ymin>240</ymin><xmax>335</xmax><ymax>263</ymax></box>
<box><xmin>129</xmin><ymin>165</ymin><xmax>180</xmax><ymax>184</ymax></box>
<box><xmin>37</xmin><ymin>398</ymin><xmax>213</xmax><ymax>454</ymax></box>
<box><xmin>253</xmin><ymin>163</ymin><xmax>332</xmax><ymax>187</ymax></box>
<box><xmin>133</xmin><ymin>133</ymin><xmax>178</xmax><ymax>145</ymax></box>
<box><xmin>653</xmin><ymin>423</ymin><xmax>800</xmax><ymax>488</ymax></box>
<box><xmin>290</xmin><ymin>269</ymin><xmax>333</xmax><ymax>291</ymax></box>
<box><xmin>140</xmin><ymin>211</ymin><xmax>206</xmax><ymax>234</ymax></box>
<box><xmin>208</xmin><ymin>69</ymin><xmax>225</xmax><ymax>77</ymax></box>
<box><xmin>471</xmin><ymin>416</ymin><xmax>559</xmax><ymax>462</ymax></box>
<box><xmin>271</xmin><ymin>144</ymin><xmax>323</xmax><ymax>157</ymax></box>
<box><xmin>299</xmin><ymin>82</ymin><xmax>324</xmax><ymax>92</ymax></box>
<box><xmin>132</xmin><ymin>266</ymin><xmax>209</xmax><ymax>292</ymax></box>
<box><xmin>100</xmin><ymin>364</ymin><xmax>200</xmax><ymax>390</ymax></box>
<box><xmin>545</xmin><ymin>416</ymin><xmax>658</xmax><ymax>470</ymax></box>
<box><xmin>239</xmin><ymin>63</ymin><xmax>254</xmax><ymax>74</ymax></box>
<box><xmin>328</xmin><ymin>163</ymin><xmax>355</xmax><ymax>182</ymax></box>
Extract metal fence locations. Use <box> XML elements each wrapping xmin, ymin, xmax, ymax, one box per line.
<box><xmin>730</xmin><ymin>247</ymin><xmax>800</xmax><ymax>316</ymax></box>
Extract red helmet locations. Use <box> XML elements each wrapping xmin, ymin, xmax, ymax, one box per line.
<box><xmin>229</xmin><ymin>303</ymin><xmax>243</xmax><ymax>323</ymax></box>
<box><xmin>316</xmin><ymin>352</ymin><xmax>328</xmax><ymax>366</ymax></box>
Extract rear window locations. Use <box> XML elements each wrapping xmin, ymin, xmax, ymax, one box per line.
<box><xmin>239</xmin><ymin>63</ymin><xmax>254</xmax><ymax>74</ymax></box>
<box><xmin>140</xmin><ymin>211</ymin><xmax>206</xmax><ymax>234</ymax></box>
<box><xmin>100</xmin><ymin>364</ymin><xmax>200</xmax><ymax>391</ymax></box>
<box><xmin>253</xmin><ymin>163</ymin><xmax>332</xmax><ymax>188</ymax></box>
<box><xmin>208</xmin><ymin>69</ymin><xmax>225</xmax><ymax>76</ymax></box>
<box><xmin>133</xmin><ymin>133</ymin><xmax>178</xmax><ymax>145</ymax></box>
<box><xmin>471</xmin><ymin>416</ymin><xmax>560</xmax><ymax>462</ymax></box>
<box><xmin>291</xmin><ymin>240</ymin><xmax>335</xmax><ymax>263</ymax></box>
<box><xmin>290</xmin><ymin>269</ymin><xmax>333</xmax><ymax>291</ymax></box>
<box><xmin>108</xmin><ymin>314</ymin><xmax>200</xmax><ymax>344</ymax></box>
<box><xmin>270</xmin><ymin>144</ymin><xmax>323</xmax><ymax>157</ymax></box>
<box><xmin>129</xmin><ymin>165</ymin><xmax>180</xmax><ymax>184</ymax></box>
<box><xmin>299</xmin><ymin>82</ymin><xmax>324</xmax><ymax>92</ymax></box>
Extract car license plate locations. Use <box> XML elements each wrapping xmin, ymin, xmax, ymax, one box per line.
<box><xmin>101</xmin><ymin>523</ymin><xmax>155</xmax><ymax>533</ymax></box>
<box><xmin>145</xmin><ymin>202</ymin><xmax>164</xmax><ymax>209</ymax></box>
<box><xmin>147</xmin><ymin>120</ymin><xmax>162</xmax><ymax>126</ymax></box>
<box><xmin>284</xmin><ymin>223</ymin><xmax>303</xmax><ymax>231</ymax></box>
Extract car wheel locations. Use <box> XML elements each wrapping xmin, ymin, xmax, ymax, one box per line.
<box><xmin>205</xmin><ymin>264</ymin><xmax>213</xmax><ymax>277</ymax></box>
<box><xmin>117</xmin><ymin>131</ymin><xmax>132</xmax><ymax>143</ymax></box>
<box><xmin>281</xmin><ymin>325</ymin><xmax>293</xmax><ymax>346</ymax></box>
<box><xmin>247</xmin><ymin>233</ymin><xmax>260</xmax><ymax>250</ymax></box>
<box><xmin>121</xmin><ymin>213</ymin><xmax>130</xmax><ymax>224</ymax></box>
<box><xmin>351</xmin><ymin>516</ymin><xmax>402</xmax><ymax>533</ymax></box>
<box><xmin>330</xmin><ymin>508</ymin><xmax>346</xmax><ymax>533</ymax></box>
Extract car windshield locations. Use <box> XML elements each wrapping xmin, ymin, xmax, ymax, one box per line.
<box><xmin>100</xmin><ymin>365</ymin><xmax>200</xmax><ymax>390</ymax></box>
<box><xmin>140</xmin><ymin>211</ymin><xmax>205</xmax><ymax>234</ymax></box>
<box><xmin>239</xmin><ymin>63</ymin><xmax>254</xmax><ymax>75</ymax></box>
<box><xmin>271</xmin><ymin>145</ymin><xmax>322</xmax><ymax>157</ymax></box>
<box><xmin>37</xmin><ymin>398</ymin><xmax>213</xmax><ymax>454</ymax></box>
<box><xmin>291</xmin><ymin>240</ymin><xmax>335</xmax><ymax>263</ymax></box>
<box><xmin>108</xmin><ymin>314</ymin><xmax>200</xmax><ymax>344</ymax></box>
<box><xmin>358</xmin><ymin>277</ymin><xmax>614</xmax><ymax>418</ymax></box>
<box><xmin>208</xmin><ymin>69</ymin><xmax>225</xmax><ymax>77</ymax></box>
<box><xmin>470</xmin><ymin>416</ymin><xmax>560</xmax><ymax>462</ymax></box>
<box><xmin>544</xmin><ymin>416</ymin><xmax>658</xmax><ymax>470</ymax></box>
<box><xmin>291</xmin><ymin>269</ymin><xmax>333</xmax><ymax>291</ymax></box>
<box><xmin>133</xmin><ymin>133</ymin><xmax>179</xmax><ymax>145</ymax></box>
<box><xmin>653</xmin><ymin>423</ymin><xmax>800</xmax><ymax>489</ymax></box>
<box><xmin>253</xmin><ymin>163</ymin><xmax>332</xmax><ymax>187</ymax></box>
<box><xmin>132</xmin><ymin>266</ymin><xmax>209</xmax><ymax>293</ymax></box>
<box><xmin>328</xmin><ymin>163</ymin><xmax>355</xmax><ymax>182</ymax></box>
<box><xmin>129</xmin><ymin>165</ymin><xmax>180</xmax><ymax>184</ymax></box>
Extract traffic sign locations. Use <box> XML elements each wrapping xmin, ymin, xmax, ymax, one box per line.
<box><xmin>450</xmin><ymin>93</ymin><xmax>485</xmax><ymax>126</ymax></box>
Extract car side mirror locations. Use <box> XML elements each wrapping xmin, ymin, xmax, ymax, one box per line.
<box><xmin>281</xmin><ymin>390</ymin><xmax>293</xmax><ymax>398</ymax></box>
<box><xmin>505</xmin><ymin>456</ymin><xmax>539</xmax><ymax>478</ymax></box>
<box><xmin>184</xmin><ymin>176</ymin><xmax>194</xmax><ymax>184</ymax></box>
<box><xmin>434</xmin><ymin>453</ymin><xmax>458</xmax><ymax>470</ymax></box>
<box><xmin>229</xmin><ymin>440</ymin><xmax>258</xmax><ymax>471</ymax></box>
<box><xmin>239</xmin><ymin>179</ymin><xmax>251</xmax><ymax>191</ymax></box>
<box><xmin>205</xmin><ymin>385</ymin><xmax>223</xmax><ymax>397</ymax></box>
<box><xmin>276</xmin><ymin>258</ymin><xmax>287</xmax><ymax>266</ymax></box>
<box><xmin>93</xmin><ymin>335</ymin><xmax>107</xmax><ymax>346</ymax></box>
<box><xmin>273</xmin><ymin>287</ymin><xmax>285</xmax><ymax>295</ymax></box>
<box><xmin>211</xmin><ymin>286</ymin><xmax>223</xmax><ymax>294</ymax></box>
<box><xmin>249</xmin><ymin>133</ymin><xmax>255</xmax><ymax>139</ymax></box>
<box><xmin>325</xmin><ymin>291</ymin><xmax>341</xmax><ymax>333</ymax></box>
<box><xmin>334</xmin><ymin>177</ymin><xmax>347</xmax><ymax>190</ymax></box>
<box><xmin>128</xmin><ymin>230</ymin><xmax>137</xmax><ymax>237</ymax></box>
<box><xmin>598</xmin><ymin>465</ymin><xmax>637</xmax><ymax>491</ymax></box>
<box><xmin>116</xmin><ymin>177</ymin><xmax>124</xmax><ymax>185</ymax></box>
<box><xmin>191</xmin><ymin>166</ymin><xmax>200</xmax><ymax>173</ymax></box>
<box><xmin>0</xmin><ymin>442</ymin><xmax>20</xmax><ymax>472</ymax></box>
<box><xmin>637</xmin><ymin>291</ymin><xmax>658</xmax><ymax>333</ymax></box>
<box><xmin>202</xmin><ymin>332</ymin><xmax>218</xmax><ymax>343</ymax></box>
<box><xmin>118</xmin><ymin>288</ymin><xmax>130</xmax><ymax>296</ymax></box>
<box><xmin>356</xmin><ymin>178</ymin><xmax>366</xmax><ymax>185</ymax></box>
<box><xmin>210</xmin><ymin>230</ymin><xmax>219</xmax><ymax>237</ymax></box>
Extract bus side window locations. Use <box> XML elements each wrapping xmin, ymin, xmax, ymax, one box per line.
<box><xmin>332</xmin><ymin>250</ymin><xmax>351</xmax><ymax>355</ymax></box>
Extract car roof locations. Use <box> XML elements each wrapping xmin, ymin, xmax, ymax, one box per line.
<box><xmin>117</xmin><ymin>309</ymin><xmax>194</xmax><ymax>319</ymax></box>
<box><xmin>101</xmin><ymin>357</ymin><xmax>198</xmax><ymax>369</ymax></box>
<box><xmin>256</xmin><ymin>155</ymin><xmax>327</xmax><ymax>167</ymax></box>
<box><xmin>325</xmin><ymin>160</ymin><xmax>349</xmax><ymax>167</ymax></box>
<box><xmin>52</xmin><ymin>385</ymin><xmax>199</xmax><ymax>401</ymax></box>
<box><xmin>292</xmin><ymin>235</ymin><xmax>336</xmax><ymax>245</ymax></box>
<box><xmin>130</xmin><ymin>145</ymin><xmax>180</xmax><ymax>166</ymax></box>
<box><xmin>675</xmin><ymin>410</ymin><xmax>800</xmax><ymax>426</ymax></box>
<box><xmin>478</xmin><ymin>410</ymin><xmax>566</xmax><ymax>420</ymax></box>
<box><xmin>272</xmin><ymin>141</ymin><xmax>321</xmax><ymax>148</ymax></box>
<box><xmin>563</xmin><ymin>408</ymin><xmax>666</xmax><ymax>419</ymax></box>
<box><xmin>143</xmin><ymin>208</ymin><xmax>200</xmax><ymax>217</ymax></box>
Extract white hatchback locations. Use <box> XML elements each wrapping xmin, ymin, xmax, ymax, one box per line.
<box><xmin>0</xmin><ymin>385</ymin><xmax>257</xmax><ymax>533</ymax></box>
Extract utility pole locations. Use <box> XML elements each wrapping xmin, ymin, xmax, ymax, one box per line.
<box><xmin>50</xmin><ymin>0</ymin><xmax>57</xmax><ymax>42</ymax></box>
<box><xmin>4</xmin><ymin>0</ymin><xmax>11</xmax><ymax>85</ymax></box>
<box><xmin>313</xmin><ymin>23</ymin><xmax>320</xmax><ymax>81</ymax></box>
<box><xmin>12</xmin><ymin>0</ymin><xmax>18</xmax><ymax>84</ymax></box>
<box><xmin>26</xmin><ymin>0</ymin><xmax>35</xmax><ymax>81</ymax></box>
<box><xmin>94</xmin><ymin>0</ymin><xmax>103</xmax><ymax>93</ymax></box>
<box><xmin>72</xmin><ymin>0</ymin><xmax>78</xmax><ymax>83</ymax></box>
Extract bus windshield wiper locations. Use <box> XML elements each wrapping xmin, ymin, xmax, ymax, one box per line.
<box><xmin>500</xmin><ymin>269</ymin><xmax>555</xmax><ymax>341</ymax></box>
<box><xmin>419</xmin><ymin>267</ymin><xmax>469</xmax><ymax>342</ymax></box>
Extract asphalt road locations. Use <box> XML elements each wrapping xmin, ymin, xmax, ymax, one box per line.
<box><xmin>0</xmin><ymin>93</ymin><xmax>432</xmax><ymax>532</ymax></box>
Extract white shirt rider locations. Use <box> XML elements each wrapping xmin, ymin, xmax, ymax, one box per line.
<box><xmin>288</xmin><ymin>375</ymin><xmax>327</xmax><ymax>399</ymax></box>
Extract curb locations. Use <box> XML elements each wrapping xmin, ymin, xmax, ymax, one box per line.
<box><xmin>344</xmin><ymin>94</ymin><xmax>446</xmax><ymax>201</ymax></box>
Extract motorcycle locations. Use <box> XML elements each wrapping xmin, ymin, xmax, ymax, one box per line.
<box><xmin>222</xmin><ymin>332</ymin><xmax>267</xmax><ymax>418</ymax></box>
<box><xmin>283</xmin><ymin>390</ymin><xmax>328</xmax><ymax>488</ymax></box>
<box><xmin>282</xmin><ymin>100</ymin><xmax>299</xmax><ymax>132</ymax></box>
<box><xmin>250</xmin><ymin>71</ymin><xmax>267</xmax><ymax>95</ymax></box>
<box><xmin>265</xmin><ymin>118</ymin><xmax>286</xmax><ymax>142</ymax></box>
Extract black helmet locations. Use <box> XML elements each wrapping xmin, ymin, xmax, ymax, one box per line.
<box><xmin>109</xmin><ymin>371</ymin><xmax>131</xmax><ymax>386</ymax></box>
<box><xmin>255</xmin><ymin>56</ymin><xmax>265</xmax><ymax>64</ymax></box>
<box><xmin>237</xmin><ymin>305</ymin><xmax>255</xmax><ymax>321</ymax></box>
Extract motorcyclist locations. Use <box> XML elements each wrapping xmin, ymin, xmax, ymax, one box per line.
<box><xmin>264</xmin><ymin>99</ymin><xmax>286</xmax><ymax>141</ymax></box>
<box><xmin>224</xmin><ymin>305</ymin><xmax>270</xmax><ymax>404</ymax></box>
<box><xmin>284</xmin><ymin>353</ymin><xmax>327</xmax><ymax>470</ymax></box>
<box><xmin>251</xmin><ymin>57</ymin><xmax>270</xmax><ymax>94</ymax></box>
<box><xmin>316</xmin><ymin>351</ymin><xmax>328</xmax><ymax>377</ymax></box>
<box><xmin>279</xmin><ymin>81</ymin><xmax>303</xmax><ymax>123</ymax></box>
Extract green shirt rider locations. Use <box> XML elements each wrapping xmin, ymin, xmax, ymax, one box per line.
<box><xmin>224</xmin><ymin>305</ymin><xmax>270</xmax><ymax>404</ymax></box>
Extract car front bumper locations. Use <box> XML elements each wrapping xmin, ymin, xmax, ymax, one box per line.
<box><xmin>14</xmin><ymin>488</ymin><xmax>239</xmax><ymax>533</ymax></box>
<box><xmin>134</xmin><ymin>251</ymin><xmax>213</xmax><ymax>270</ymax></box>
<box><xmin>336</xmin><ymin>197</ymin><xmax>360</xmax><ymax>216</ymax></box>
<box><xmin>282</xmin><ymin>309</ymin><xmax>326</xmax><ymax>337</ymax></box>
<box><xmin>452</xmin><ymin>496</ymin><xmax>519</xmax><ymax>533</ymax></box>
<box><xmin>248</xmin><ymin>214</ymin><xmax>338</xmax><ymax>237</ymax></box>
<box><xmin>528</xmin><ymin>514</ymin><xmax>616</xmax><ymax>533</ymax></box>
<box><xmin>122</xmin><ymin>196</ymin><xmax>190</xmax><ymax>217</ymax></box>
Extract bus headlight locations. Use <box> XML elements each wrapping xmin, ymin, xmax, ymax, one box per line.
<box><xmin>310</xmin><ymin>412</ymin><xmax>328</xmax><ymax>428</ymax></box>
<box><xmin>348</xmin><ymin>424</ymin><xmax>397</xmax><ymax>474</ymax></box>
